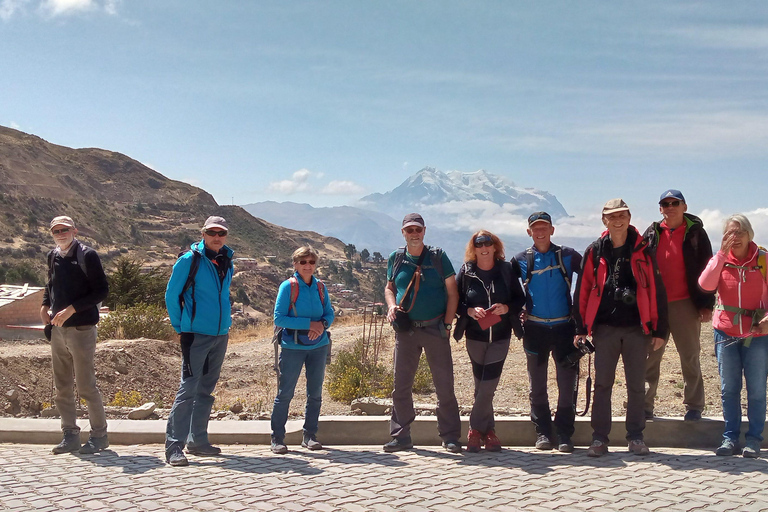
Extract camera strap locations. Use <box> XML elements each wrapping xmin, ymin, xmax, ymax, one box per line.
<box><xmin>398</xmin><ymin>249</ymin><xmax>428</xmax><ymax>313</ymax></box>
<box><xmin>575</xmin><ymin>353</ymin><xmax>593</xmax><ymax>417</ymax></box>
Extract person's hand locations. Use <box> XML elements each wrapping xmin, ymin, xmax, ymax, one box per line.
<box><xmin>51</xmin><ymin>305</ymin><xmax>75</xmax><ymax>326</ymax></box>
<box><xmin>519</xmin><ymin>310</ymin><xmax>528</xmax><ymax>323</ymax></box>
<box><xmin>468</xmin><ymin>307</ymin><xmax>486</xmax><ymax>320</ymax></box>
<box><xmin>699</xmin><ymin>308</ymin><xmax>713</xmax><ymax>323</ymax></box>
<box><xmin>40</xmin><ymin>305</ymin><xmax>51</xmax><ymax>325</ymax></box>
<box><xmin>720</xmin><ymin>229</ymin><xmax>737</xmax><ymax>255</ymax></box>
<box><xmin>386</xmin><ymin>304</ymin><xmax>399</xmax><ymax>322</ymax></box>
<box><xmin>758</xmin><ymin>316</ymin><xmax>768</xmax><ymax>335</ymax></box>
<box><xmin>488</xmin><ymin>304</ymin><xmax>508</xmax><ymax>315</ymax></box>
<box><xmin>573</xmin><ymin>334</ymin><xmax>587</xmax><ymax>348</ymax></box>
<box><xmin>308</xmin><ymin>321</ymin><xmax>324</xmax><ymax>340</ymax></box>
<box><xmin>651</xmin><ymin>337</ymin><xmax>665</xmax><ymax>351</ymax></box>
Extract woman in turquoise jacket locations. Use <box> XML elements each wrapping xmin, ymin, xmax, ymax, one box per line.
<box><xmin>270</xmin><ymin>246</ymin><xmax>334</xmax><ymax>454</ymax></box>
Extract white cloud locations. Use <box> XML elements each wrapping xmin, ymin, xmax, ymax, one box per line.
<box><xmin>41</xmin><ymin>0</ymin><xmax>95</xmax><ymax>15</ymax></box>
<box><xmin>267</xmin><ymin>168</ymin><xmax>312</xmax><ymax>194</ymax></box>
<box><xmin>0</xmin><ymin>0</ymin><xmax>120</xmax><ymax>18</ymax></box>
<box><xmin>0</xmin><ymin>0</ymin><xmax>30</xmax><ymax>21</ymax></box>
<box><xmin>319</xmin><ymin>180</ymin><xmax>365</xmax><ymax>196</ymax></box>
<box><xmin>8</xmin><ymin>121</ymin><xmax>21</xmax><ymax>129</ymax></box>
<box><xmin>698</xmin><ymin>208</ymin><xmax>768</xmax><ymax>249</ymax></box>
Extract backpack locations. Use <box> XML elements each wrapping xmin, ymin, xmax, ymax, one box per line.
<box><xmin>47</xmin><ymin>242</ymin><xmax>88</xmax><ymax>281</ymax></box>
<box><xmin>178</xmin><ymin>250</ymin><xmax>202</xmax><ymax>324</ymax></box>
<box><xmin>523</xmin><ymin>244</ymin><xmax>571</xmax><ymax>290</ymax></box>
<box><xmin>391</xmin><ymin>245</ymin><xmax>445</xmax><ymax>283</ymax></box>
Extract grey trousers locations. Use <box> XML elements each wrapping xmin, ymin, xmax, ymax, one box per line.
<box><xmin>592</xmin><ymin>324</ymin><xmax>649</xmax><ymax>442</ymax></box>
<box><xmin>50</xmin><ymin>324</ymin><xmax>107</xmax><ymax>437</ymax></box>
<box><xmin>645</xmin><ymin>298</ymin><xmax>705</xmax><ymax>413</ymax></box>
<box><xmin>466</xmin><ymin>338</ymin><xmax>510</xmax><ymax>433</ymax></box>
<box><xmin>390</xmin><ymin>325</ymin><xmax>461</xmax><ymax>441</ymax></box>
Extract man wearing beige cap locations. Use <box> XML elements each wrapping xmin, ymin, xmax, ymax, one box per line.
<box><xmin>572</xmin><ymin>199</ymin><xmax>668</xmax><ymax>457</ymax></box>
<box><xmin>41</xmin><ymin>216</ymin><xmax>110</xmax><ymax>455</ymax></box>
<box><xmin>164</xmin><ymin>216</ymin><xmax>234</xmax><ymax>466</ymax></box>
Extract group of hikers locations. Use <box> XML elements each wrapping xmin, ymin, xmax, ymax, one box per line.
<box><xmin>39</xmin><ymin>188</ymin><xmax>768</xmax><ymax>465</ymax></box>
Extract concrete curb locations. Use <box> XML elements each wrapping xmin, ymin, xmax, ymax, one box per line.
<box><xmin>1</xmin><ymin>415</ymin><xmax>759</xmax><ymax>449</ymax></box>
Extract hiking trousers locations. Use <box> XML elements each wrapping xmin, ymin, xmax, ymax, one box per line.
<box><xmin>466</xmin><ymin>338</ymin><xmax>509</xmax><ymax>433</ymax></box>
<box><xmin>51</xmin><ymin>324</ymin><xmax>107</xmax><ymax>437</ymax></box>
<box><xmin>390</xmin><ymin>324</ymin><xmax>461</xmax><ymax>442</ymax></box>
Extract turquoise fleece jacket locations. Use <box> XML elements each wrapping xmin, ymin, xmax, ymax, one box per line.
<box><xmin>274</xmin><ymin>272</ymin><xmax>334</xmax><ymax>350</ymax></box>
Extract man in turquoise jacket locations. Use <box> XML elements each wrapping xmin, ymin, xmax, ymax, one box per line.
<box><xmin>164</xmin><ymin>216</ymin><xmax>234</xmax><ymax>467</ymax></box>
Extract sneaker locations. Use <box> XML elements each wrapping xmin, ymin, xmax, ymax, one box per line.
<box><xmin>715</xmin><ymin>438</ymin><xmax>739</xmax><ymax>456</ymax></box>
<box><xmin>442</xmin><ymin>439</ymin><xmax>462</xmax><ymax>453</ymax></box>
<box><xmin>186</xmin><ymin>443</ymin><xmax>222</xmax><ymax>456</ymax></box>
<box><xmin>51</xmin><ymin>433</ymin><xmax>81</xmax><ymax>455</ymax></box>
<box><xmin>684</xmin><ymin>410</ymin><xmax>702</xmax><ymax>422</ymax></box>
<box><xmin>743</xmin><ymin>439</ymin><xmax>761</xmax><ymax>459</ymax></box>
<box><xmin>535</xmin><ymin>434</ymin><xmax>552</xmax><ymax>450</ymax></box>
<box><xmin>166</xmin><ymin>447</ymin><xmax>189</xmax><ymax>467</ymax></box>
<box><xmin>644</xmin><ymin>410</ymin><xmax>654</xmax><ymax>420</ymax></box>
<box><xmin>484</xmin><ymin>430</ymin><xmax>502</xmax><ymax>452</ymax></box>
<box><xmin>383</xmin><ymin>436</ymin><xmax>413</xmax><ymax>452</ymax></box>
<box><xmin>587</xmin><ymin>440</ymin><xmax>608</xmax><ymax>457</ymax></box>
<box><xmin>466</xmin><ymin>428</ymin><xmax>483</xmax><ymax>453</ymax></box>
<box><xmin>79</xmin><ymin>435</ymin><xmax>109</xmax><ymax>454</ymax></box>
<box><xmin>301</xmin><ymin>433</ymin><xmax>323</xmax><ymax>450</ymax></box>
<box><xmin>271</xmin><ymin>438</ymin><xmax>288</xmax><ymax>454</ymax></box>
<box><xmin>557</xmin><ymin>435</ymin><xmax>574</xmax><ymax>453</ymax></box>
<box><xmin>628</xmin><ymin>439</ymin><xmax>650</xmax><ymax>456</ymax></box>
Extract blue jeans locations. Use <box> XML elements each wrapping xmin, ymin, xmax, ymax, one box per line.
<box><xmin>271</xmin><ymin>344</ymin><xmax>328</xmax><ymax>441</ymax></box>
<box><xmin>165</xmin><ymin>333</ymin><xmax>228</xmax><ymax>455</ymax></box>
<box><xmin>714</xmin><ymin>329</ymin><xmax>768</xmax><ymax>443</ymax></box>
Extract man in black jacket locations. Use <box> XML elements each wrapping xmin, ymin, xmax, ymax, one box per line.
<box><xmin>643</xmin><ymin>190</ymin><xmax>715</xmax><ymax>421</ymax></box>
<box><xmin>40</xmin><ymin>216</ymin><xmax>109</xmax><ymax>455</ymax></box>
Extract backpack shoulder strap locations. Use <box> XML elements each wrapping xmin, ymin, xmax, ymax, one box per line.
<box><xmin>317</xmin><ymin>280</ymin><xmax>326</xmax><ymax>305</ymax></box>
<box><xmin>75</xmin><ymin>242</ymin><xmax>88</xmax><ymax>277</ymax></box>
<box><xmin>551</xmin><ymin>243</ymin><xmax>571</xmax><ymax>289</ymax></box>
<box><xmin>179</xmin><ymin>250</ymin><xmax>202</xmax><ymax>322</ymax></box>
<box><xmin>758</xmin><ymin>248</ymin><xmax>767</xmax><ymax>281</ymax></box>
<box><xmin>428</xmin><ymin>246</ymin><xmax>444</xmax><ymax>280</ymax></box>
<box><xmin>288</xmin><ymin>275</ymin><xmax>300</xmax><ymax>315</ymax></box>
<box><xmin>391</xmin><ymin>247</ymin><xmax>407</xmax><ymax>280</ymax></box>
<box><xmin>524</xmin><ymin>248</ymin><xmax>535</xmax><ymax>288</ymax></box>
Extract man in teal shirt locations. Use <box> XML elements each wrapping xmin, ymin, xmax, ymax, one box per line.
<box><xmin>383</xmin><ymin>213</ymin><xmax>461</xmax><ymax>452</ymax></box>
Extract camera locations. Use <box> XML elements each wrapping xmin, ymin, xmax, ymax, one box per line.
<box><xmin>613</xmin><ymin>287</ymin><xmax>636</xmax><ymax>305</ymax></box>
<box><xmin>561</xmin><ymin>337</ymin><xmax>595</xmax><ymax>368</ymax></box>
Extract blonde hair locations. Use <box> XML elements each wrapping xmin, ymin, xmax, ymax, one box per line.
<box><xmin>464</xmin><ymin>230</ymin><xmax>505</xmax><ymax>263</ymax></box>
<box><xmin>292</xmin><ymin>245</ymin><xmax>319</xmax><ymax>262</ymax></box>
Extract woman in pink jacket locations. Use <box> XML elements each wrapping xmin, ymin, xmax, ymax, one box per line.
<box><xmin>698</xmin><ymin>214</ymin><xmax>768</xmax><ymax>458</ymax></box>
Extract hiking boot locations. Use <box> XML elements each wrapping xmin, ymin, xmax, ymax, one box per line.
<box><xmin>715</xmin><ymin>438</ymin><xmax>739</xmax><ymax>456</ymax></box>
<box><xmin>535</xmin><ymin>434</ymin><xmax>552</xmax><ymax>450</ymax></box>
<box><xmin>301</xmin><ymin>433</ymin><xmax>323</xmax><ymax>450</ymax></box>
<box><xmin>186</xmin><ymin>443</ymin><xmax>222</xmax><ymax>456</ymax></box>
<box><xmin>442</xmin><ymin>439</ymin><xmax>462</xmax><ymax>453</ymax></box>
<box><xmin>79</xmin><ymin>435</ymin><xmax>109</xmax><ymax>454</ymax></box>
<box><xmin>644</xmin><ymin>410</ymin><xmax>654</xmax><ymax>420</ymax></box>
<box><xmin>684</xmin><ymin>410</ymin><xmax>702</xmax><ymax>422</ymax></box>
<box><xmin>466</xmin><ymin>428</ymin><xmax>483</xmax><ymax>453</ymax></box>
<box><xmin>587</xmin><ymin>440</ymin><xmax>608</xmax><ymax>457</ymax></box>
<box><xmin>557</xmin><ymin>435</ymin><xmax>574</xmax><ymax>453</ymax></box>
<box><xmin>51</xmin><ymin>433</ymin><xmax>81</xmax><ymax>455</ymax></box>
<box><xmin>383</xmin><ymin>436</ymin><xmax>413</xmax><ymax>452</ymax></box>
<box><xmin>743</xmin><ymin>439</ymin><xmax>761</xmax><ymax>459</ymax></box>
<box><xmin>166</xmin><ymin>446</ymin><xmax>189</xmax><ymax>467</ymax></box>
<box><xmin>271</xmin><ymin>438</ymin><xmax>288</xmax><ymax>454</ymax></box>
<box><xmin>485</xmin><ymin>430</ymin><xmax>502</xmax><ymax>452</ymax></box>
<box><xmin>628</xmin><ymin>439</ymin><xmax>650</xmax><ymax>456</ymax></box>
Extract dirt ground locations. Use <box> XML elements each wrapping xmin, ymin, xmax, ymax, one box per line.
<box><xmin>0</xmin><ymin>318</ymin><xmax>724</xmax><ymax>422</ymax></box>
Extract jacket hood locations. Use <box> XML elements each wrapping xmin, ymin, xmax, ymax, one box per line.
<box><xmin>725</xmin><ymin>240</ymin><xmax>759</xmax><ymax>265</ymax></box>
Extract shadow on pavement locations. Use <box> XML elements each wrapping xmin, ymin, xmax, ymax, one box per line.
<box><xmin>291</xmin><ymin>448</ymin><xmax>408</xmax><ymax>467</ymax></box>
<box><xmin>74</xmin><ymin>449</ymin><xmax>165</xmax><ymax>475</ymax></box>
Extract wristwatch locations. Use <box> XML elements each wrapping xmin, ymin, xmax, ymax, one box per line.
<box><xmin>444</xmin><ymin>323</ymin><xmax>452</xmax><ymax>330</ymax></box>
<box><xmin>321</xmin><ymin>319</ymin><xmax>329</xmax><ymax>329</ymax></box>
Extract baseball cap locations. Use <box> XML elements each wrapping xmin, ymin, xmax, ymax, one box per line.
<box><xmin>527</xmin><ymin>211</ymin><xmax>552</xmax><ymax>227</ymax></box>
<box><xmin>203</xmin><ymin>216</ymin><xmax>228</xmax><ymax>231</ymax></box>
<box><xmin>602</xmin><ymin>198</ymin><xmax>630</xmax><ymax>215</ymax></box>
<box><xmin>402</xmin><ymin>213</ymin><xmax>425</xmax><ymax>229</ymax></box>
<box><xmin>659</xmin><ymin>189</ymin><xmax>686</xmax><ymax>204</ymax></box>
<box><xmin>50</xmin><ymin>216</ymin><xmax>75</xmax><ymax>230</ymax></box>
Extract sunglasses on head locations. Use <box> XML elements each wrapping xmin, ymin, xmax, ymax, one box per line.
<box><xmin>404</xmin><ymin>226</ymin><xmax>423</xmax><ymax>234</ymax></box>
<box><xmin>660</xmin><ymin>200</ymin><xmax>681</xmax><ymax>208</ymax></box>
<box><xmin>298</xmin><ymin>260</ymin><xmax>316</xmax><ymax>266</ymax></box>
<box><xmin>204</xmin><ymin>229</ymin><xmax>228</xmax><ymax>237</ymax></box>
<box><xmin>51</xmin><ymin>227</ymin><xmax>70</xmax><ymax>235</ymax></box>
<box><xmin>474</xmin><ymin>236</ymin><xmax>493</xmax><ymax>248</ymax></box>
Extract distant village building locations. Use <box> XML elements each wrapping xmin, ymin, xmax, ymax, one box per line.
<box><xmin>233</xmin><ymin>257</ymin><xmax>258</xmax><ymax>271</ymax></box>
<box><xmin>0</xmin><ymin>284</ymin><xmax>46</xmax><ymax>340</ymax></box>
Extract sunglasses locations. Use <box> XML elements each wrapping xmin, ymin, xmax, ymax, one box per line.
<box><xmin>298</xmin><ymin>260</ymin><xmax>317</xmax><ymax>266</ymax></box>
<box><xmin>404</xmin><ymin>227</ymin><xmax>423</xmax><ymax>234</ymax></box>
<box><xmin>51</xmin><ymin>227</ymin><xmax>71</xmax><ymax>235</ymax></box>
<box><xmin>474</xmin><ymin>241</ymin><xmax>494</xmax><ymax>248</ymax></box>
<box><xmin>660</xmin><ymin>200</ymin><xmax>681</xmax><ymax>208</ymax></box>
<box><xmin>204</xmin><ymin>230</ymin><xmax>228</xmax><ymax>237</ymax></box>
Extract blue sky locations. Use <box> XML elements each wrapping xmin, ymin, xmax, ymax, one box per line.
<box><xmin>2</xmin><ymin>1</ymin><xmax>767</xmax><ymax>239</ymax></box>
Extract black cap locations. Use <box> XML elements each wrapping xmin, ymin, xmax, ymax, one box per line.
<box><xmin>527</xmin><ymin>211</ymin><xmax>552</xmax><ymax>227</ymax></box>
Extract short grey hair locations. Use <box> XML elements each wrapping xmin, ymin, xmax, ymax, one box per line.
<box><xmin>722</xmin><ymin>213</ymin><xmax>754</xmax><ymax>242</ymax></box>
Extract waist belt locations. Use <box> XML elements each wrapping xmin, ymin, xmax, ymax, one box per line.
<box><xmin>527</xmin><ymin>314</ymin><xmax>570</xmax><ymax>324</ymax></box>
<box><xmin>715</xmin><ymin>304</ymin><xmax>766</xmax><ymax>347</ymax></box>
<box><xmin>411</xmin><ymin>317</ymin><xmax>442</xmax><ymax>328</ymax></box>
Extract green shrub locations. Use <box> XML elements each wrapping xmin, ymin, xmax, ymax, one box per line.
<box><xmin>98</xmin><ymin>303</ymin><xmax>175</xmax><ymax>341</ymax></box>
<box><xmin>412</xmin><ymin>354</ymin><xmax>434</xmax><ymax>394</ymax></box>
<box><xmin>326</xmin><ymin>338</ymin><xmax>393</xmax><ymax>403</ymax></box>
<box><xmin>109</xmin><ymin>390</ymin><xmax>144</xmax><ymax>407</ymax></box>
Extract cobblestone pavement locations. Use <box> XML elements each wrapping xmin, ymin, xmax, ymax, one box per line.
<box><xmin>2</xmin><ymin>443</ymin><xmax>768</xmax><ymax>511</ymax></box>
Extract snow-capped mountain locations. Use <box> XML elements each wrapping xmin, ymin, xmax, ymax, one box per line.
<box><xmin>358</xmin><ymin>167</ymin><xmax>568</xmax><ymax>218</ymax></box>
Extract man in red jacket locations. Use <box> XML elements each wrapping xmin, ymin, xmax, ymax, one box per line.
<box><xmin>572</xmin><ymin>199</ymin><xmax>668</xmax><ymax>457</ymax></box>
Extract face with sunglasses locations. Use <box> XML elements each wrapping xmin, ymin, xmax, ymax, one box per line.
<box><xmin>401</xmin><ymin>224</ymin><xmax>426</xmax><ymax>250</ymax></box>
<box><xmin>50</xmin><ymin>224</ymin><xmax>77</xmax><ymax>250</ymax></box>
<box><xmin>659</xmin><ymin>198</ymin><xmax>687</xmax><ymax>229</ymax></box>
<box><xmin>473</xmin><ymin>234</ymin><xmax>496</xmax><ymax>260</ymax></box>
<box><xmin>294</xmin><ymin>255</ymin><xmax>318</xmax><ymax>283</ymax></box>
<box><xmin>202</xmin><ymin>228</ymin><xmax>228</xmax><ymax>251</ymax></box>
